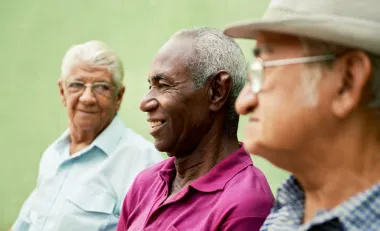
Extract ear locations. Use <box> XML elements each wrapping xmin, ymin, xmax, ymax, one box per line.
<box><xmin>115</xmin><ymin>85</ymin><xmax>125</xmax><ymax>111</ymax></box>
<box><xmin>331</xmin><ymin>51</ymin><xmax>371</xmax><ymax>118</ymax></box>
<box><xmin>208</xmin><ymin>71</ymin><xmax>233</xmax><ymax>112</ymax></box>
<box><xmin>58</xmin><ymin>80</ymin><xmax>67</xmax><ymax>107</ymax></box>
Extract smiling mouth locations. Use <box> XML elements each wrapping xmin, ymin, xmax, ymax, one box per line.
<box><xmin>79</xmin><ymin>110</ymin><xmax>98</xmax><ymax>114</ymax></box>
<box><xmin>150</xmin><ymin>120</ymin><xmax>166</xmax><ymax>128</ymax></box>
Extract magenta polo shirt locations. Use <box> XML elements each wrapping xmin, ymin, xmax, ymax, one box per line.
<box><xmin>117</xmin><ymin>147</ymin><xmax>274</xmax><ymax>231</ymax></box>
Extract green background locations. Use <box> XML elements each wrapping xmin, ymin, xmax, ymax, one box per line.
<box><xmin>0</xmin><ymin>0</ymin><xmax>288</xmax><ymax>228</ymax></box>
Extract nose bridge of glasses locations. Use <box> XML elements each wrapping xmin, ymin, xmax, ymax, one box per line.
<box><xmin>81</xmin><ymin>83</ymin><xmax>97</xmax><ymax>97</ymax></box>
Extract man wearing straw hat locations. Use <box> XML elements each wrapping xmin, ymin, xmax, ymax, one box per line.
<box><xmin>224</xmin><ymin>0</ymin><xmax>380</xmax><ymax>230</ymax></box>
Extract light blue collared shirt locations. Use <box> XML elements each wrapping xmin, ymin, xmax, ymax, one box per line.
<box><xmin>12</xmin><ymin>115</ymin><xmax>163</xmax><ymax>231</ymax></box>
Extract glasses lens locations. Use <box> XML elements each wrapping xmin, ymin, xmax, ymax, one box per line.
<box><xmin>249</xmin><ymin>60</ymin><xmax>264</xmax><ymax>93</ymax></box>
<box><xmin>93</xmin><ymin>83</ymin><xmax>113</xmax><ymax>96</ymax></box>
<box><xmin>67</xmin><ymin>81</ymin><xmax>84</xmax><ymax>93</ymax></box>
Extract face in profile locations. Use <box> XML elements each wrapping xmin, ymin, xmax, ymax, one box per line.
<box><xmin>235</xmin><ymin>32</ymin><xmax>332</xmax><ymax>161</ymax></box>
<box><xmin>140</xmin><ymin>36</ymin><xmax>212</xmax><ymax>156</ymax></box>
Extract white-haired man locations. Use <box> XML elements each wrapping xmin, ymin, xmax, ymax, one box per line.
<box><xmin>11</xmin><ymin>41</ymin><xmax>163</xmax><ymax>231</ymax></box>
<box><xmin>224</xmin><ymin>0</ymin><xmax>380</xmax><ymax>230</ymax></box>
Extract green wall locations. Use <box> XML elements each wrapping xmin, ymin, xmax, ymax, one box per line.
<box><xmin>0</xmin><ymin>0</ymin><xmax>288</xmax><ymax>228</ymax></box>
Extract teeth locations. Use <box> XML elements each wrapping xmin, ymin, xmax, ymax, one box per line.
<box><xmin>150</xmin><ymin>121</ymin><xmax>163</xmax><ymax>127</ymax></box>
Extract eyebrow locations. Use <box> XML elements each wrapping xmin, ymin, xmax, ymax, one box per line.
<box><xmin>253</xmin><ymin>45</ymin><xmax>273</xmax><ymax>58</ymax></box>
<box><xmin>69</xmin><ymin>78</ymin><xmax>110</xmax><ymax>83</ymax></box>
<box><xmin>148</xmin><ymin>74</ymin><xmax>171</xmax><ymax>83</ymax></box>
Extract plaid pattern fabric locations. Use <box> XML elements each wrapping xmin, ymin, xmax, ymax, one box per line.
<box><xmin>260</xmin><ymin>176</ymin><xmax>380</xmax><ymax>231</ymax></box>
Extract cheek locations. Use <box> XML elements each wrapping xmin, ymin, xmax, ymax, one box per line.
<box><xmin>99</xmin><ymin>98</ymin><xmax>117</xmax><ymax>112</ymax></box>
<box><xmin>246</xmin><ymin>89</ymin><xmax>301</xmax><ymax>150</ymax></box>
<box><xmin>65</xmin><ymin>96</ymin><xmax>78</xmax><ymax>113</ymax></box>
<box><xmin>260</xmin><ymin>98</ymin><xmax>287</xmax><ymax>143</ymax></box>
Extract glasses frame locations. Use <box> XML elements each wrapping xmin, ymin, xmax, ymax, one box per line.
<box><xmin>247</xmin><ymin>54</ymin><xmax>336</xmax><ymax>93</ymax></box>
<box><xmin>64</xmin><ymin>80</ymin><xmax>116</xmax><ymax>97</ymax></box>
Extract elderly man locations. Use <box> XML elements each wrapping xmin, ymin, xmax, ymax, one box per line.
<box><xmin>116</xmin><ymin>27</ymin><xmax>274</xmax><ymax>231</ymax></box>
<box><xmin>11</xmin><ymin>41</ymin><xmax>163</xmax><ymax>231</ymax></box>
<box><xmin>224</xmin><ymin>0</ymin><xmax>380</xmax><ymax>230</ymax></box>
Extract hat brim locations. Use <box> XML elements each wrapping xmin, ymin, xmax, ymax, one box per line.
<box><xmin>224</xmin><ymin>15</ymin><xmax>380</xmax><ymax>54</ymax></box>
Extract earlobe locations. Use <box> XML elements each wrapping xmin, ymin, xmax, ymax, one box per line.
<box><xmin>332</xmin><ymin>51</ymin><xmax>371</xmax><ymax>118</ymax></box>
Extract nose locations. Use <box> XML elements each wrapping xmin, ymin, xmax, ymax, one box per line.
<box><xmin>139</xmin><ymin>92</ymin><xmax>159</xmax><ymax>112</ymax></box>
<box><xmin>79</xmin><ymin>86</ymin><xmax>96</xmax><ymax>105</ymax></box>
<box><xmin>235</xmin><ymin>85</ymin><xmax>258</xmax><ymax>115</ymax></box>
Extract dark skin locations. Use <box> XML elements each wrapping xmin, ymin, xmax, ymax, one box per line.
<box><xmin>140</xmin><ymin>35</ymin><xmax>240</xmax><ymax>200</ymax></box>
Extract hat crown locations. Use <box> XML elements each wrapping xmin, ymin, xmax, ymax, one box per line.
<box><xmin>268</xmin><ymin>0</ymin><xmax>379</xmax><ymax>23</ymax></box>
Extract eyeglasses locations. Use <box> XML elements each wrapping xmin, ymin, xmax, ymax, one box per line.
<box><xmin>247</xmin><ymin>54</ymin><xmax>336</xmax><ymax>93</ymax></box>
<box><xmin>65</xmin><ymin>81</ymin><xmax>116</xmax><ymax>97</ymax></box>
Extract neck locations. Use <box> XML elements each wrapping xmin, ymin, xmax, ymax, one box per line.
<box><xmin>172</xmin><ymin>131</ymin><xmax>240</xmax><ymax>188</ymax></box>
<box><xmin>69</xmin><ymin>125</ymin><xmax>102</xmax><ymax>155</ymax></box>
<box><xmin>297</xmin><ymin>115</ymin><xmax>380</xmax><ymax>223</ymax></box>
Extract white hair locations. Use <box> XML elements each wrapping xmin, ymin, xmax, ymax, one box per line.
<box><xmin>172</xmin><ymin>27</ymin><xmax>247</xmax><ymax>135</ymax></box>
<box><xmin>60</xmin><ymin>40</ymin><xmax>124</xmax><ymax>89</ymax></box>
<box><xmin>299</xmin><ymin>38</ymin><xmax>380</xmax><ymax>109</ymax></box>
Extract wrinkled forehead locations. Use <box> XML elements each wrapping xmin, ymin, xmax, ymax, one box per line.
<box><xmin>254</xmin><ymin>31</ymin><xmax>304</xmax><ymax>58</ymax></box>
<box><xmin>149</xmin><ymin>36</ymin><xmax>195</xmax><ymax>81</ymax></box>
<box><xmin>68</xmin><ymin>64</ymin><xmax>112</xmax><ymax>82</ymax></box>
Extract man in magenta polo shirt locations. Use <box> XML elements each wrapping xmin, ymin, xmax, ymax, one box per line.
<box><xmin>116</xmin><ymin>27</ymin><xmax>274</xmax><ymax>231</ymax></box>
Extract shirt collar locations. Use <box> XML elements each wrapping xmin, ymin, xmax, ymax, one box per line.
<box><xmin>158</xmin><ymin>147</ymin><xmax>252</xmax><ymax>193</ymax></box>
<box><xmin>323</xmin><ymin>183</ymin><xmax>380</xmax><ymax>229</ymax></box>
<box><xmin>91</xmin><ymin>115</ymin><xmax>125</xmax><ymax>156</ymax></box>
<box><xmin>275</xmin><ymin>175</ymin><xmax>380</xmax><ymax>230</ymax></box>
<box><xmin>275</xmin><ymin>175</ymin><xmax>304</xmax><ymax>208</ymax></box>
<box><xmin>158</xmin><ymin>157</ymin><xmax>176</xmax><ymax>186</ymax></box>
<box><xmin>158</xmin><ymin>146</ymin><xmax>252</xmax><ymax>193</ymax></box>
<box><xmin>190</xmin><ymin>147</ymin><xmax>252</xmax><ymax>192</ymax></box>
<box><xmin>54</xmin><ymin>115</ymin><xmax>125</xmax><ymax>156</ymax></box>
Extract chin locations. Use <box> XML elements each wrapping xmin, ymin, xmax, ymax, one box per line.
<box><xmin>242</xmin><ymin>139</ymin><xmax>262</xmax><ymax>156</ymax></box>
<box><xmin>153</xmin><ymin>139</ymin><xmax>168</xmax><ymax>152</ymax></box>
<box><xmin>153</xmin><ymin>139</ymin><xmax>177</xmax><ymax>157</ymax></box>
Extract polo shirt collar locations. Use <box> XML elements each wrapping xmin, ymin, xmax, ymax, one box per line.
<box><xmin>191</xmin><ymin>147</ymin><xmax>252</xmax><ymax>192</ymax></box>
<box><xmin>158</xmin><ymin>147</ymin><xmax>253</xmax><ymax>193</ymax></box>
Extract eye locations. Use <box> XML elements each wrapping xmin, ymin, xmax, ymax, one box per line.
<box><xmin>68</xmin><ymin>82</ymin><xmax>84</xmax><ymax>88</ymax></box>
<box><xmin>93</xmin><ymin>83</ymin><xmax>112</xmax><ymax>92</ymax></box>
<box><xmin>100</xmin><ymin>84</ymin><xmax>110</xmax><ymax>90</ymax></box>
<box><xmin>158</xmin><ymin>83</ymin><xmax>169</xmax><ymax>88</ymax></box>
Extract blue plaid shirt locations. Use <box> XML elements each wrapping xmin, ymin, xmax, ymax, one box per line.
<box><xmin>260</xmin><ymin>176</ymin><xmax>380</xmax><ymax>231</ymax></box>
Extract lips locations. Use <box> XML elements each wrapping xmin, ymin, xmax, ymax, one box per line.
<box><xmin>249</xmin><ymin>117</ymin><xmax>259</xmax><ymax>122</ymax></box>
<box><xmin>147</xmin><ymin>119</ymin><xmax>167</xmax><ymax>135</ymax></box>
<box><xmin>78</xmin><ymin>110</ymin><xmax>98</xmax><ymax>114</ymax></box>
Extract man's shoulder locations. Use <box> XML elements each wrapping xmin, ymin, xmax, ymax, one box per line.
<box><xmin>223</xmin><ymin>149</ymin><xmax>273</xmax><ymax>199</ymax></box>
<box><xmin>116</xmin><ymin>127</ymin><xmax>162</xmax><ymax>158</ymax></box>
<box><xmin>220</xmin><ymin>163</ymin><xmax>275</xmax><ymax>217</ymax></box>
<box><xmin>126</xmin><ymin>158</ymin><xmax>171</xmax><ymax>196</ymax></box>
<box><xmin>120</xmin><ymin>127</ymin><xmax>155</xmax><ymax>148</ymax></box>
<box><xmin>39</xmin><ymin>130</ymin><xmax>70</xmax><ymax>163</ymax></box>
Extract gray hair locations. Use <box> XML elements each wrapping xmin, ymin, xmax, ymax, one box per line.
<box><xmin>60</xmin><ymin>40</ymin><xmax>124</xmax><ymax>89</ymax></box>
<box><xmin>173</xmin><ymin>27</ymin><xmax>247</xmax><ymax>135</ymax></box>
<box><xmin>300</xmin><ymin>38</ymin><xmax>380</xmax><ymax>109</ymax></box>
